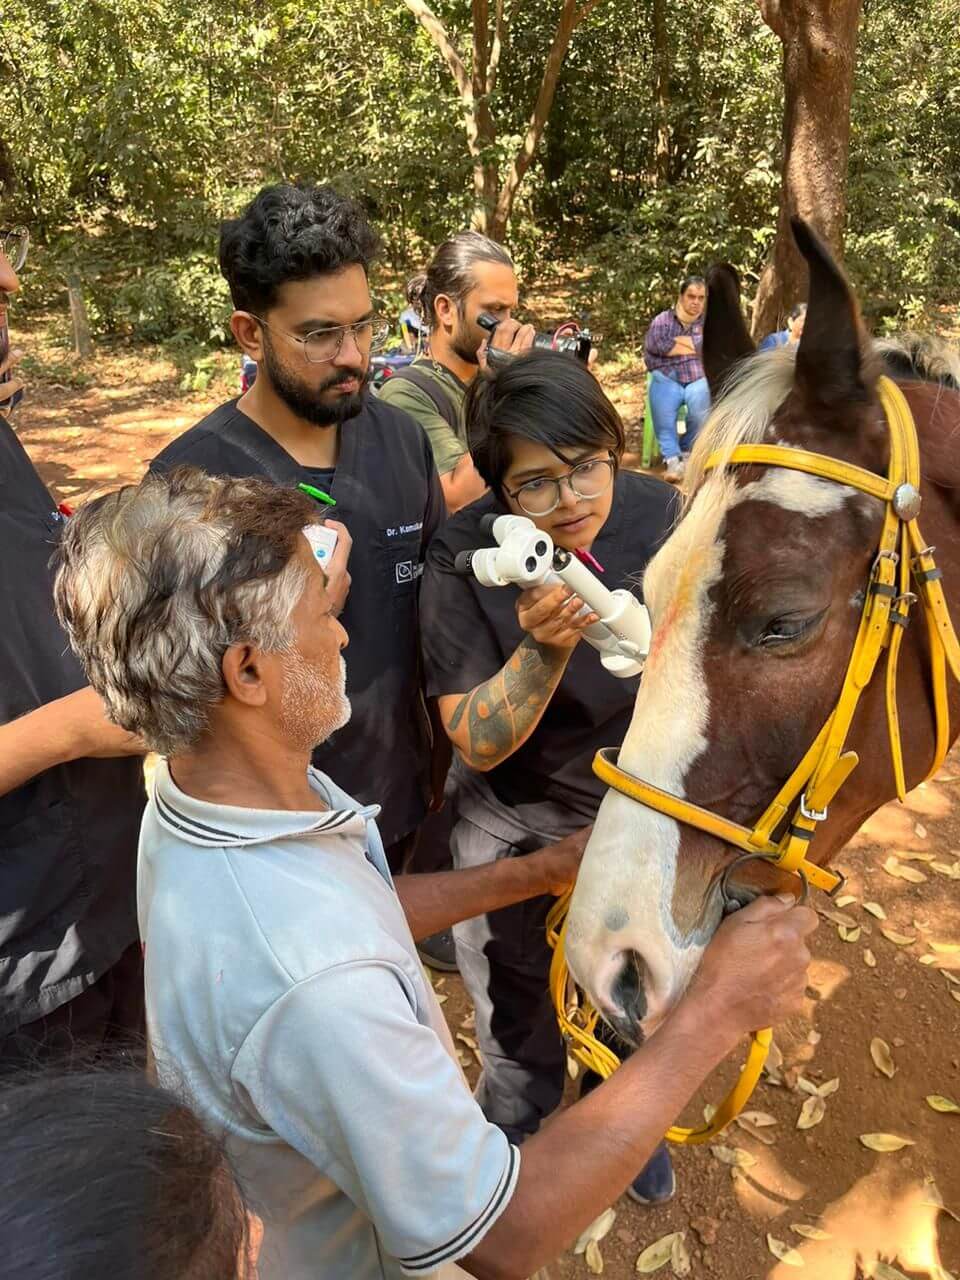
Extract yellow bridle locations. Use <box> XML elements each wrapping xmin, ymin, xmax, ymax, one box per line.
<box><xmin>548</xmin><ymin>375</ymin><xmax>960</xmax><ymax>1144</ymax></box>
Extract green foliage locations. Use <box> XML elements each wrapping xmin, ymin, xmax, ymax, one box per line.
<box><xmin>2</xmin><ymin>0</ymin><xmax>958</xmax><ymax>352</ymax></box>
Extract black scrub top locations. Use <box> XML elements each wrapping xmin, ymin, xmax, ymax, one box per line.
<box><xmin>0</xmin><ymin>421</ymin><xmax>145</xmax><ymax>1034</ymax></box>
<box><xmin>420</xmin><ymin>471</ymin><xmax>679</xmax><ymax>821</ymax></box>
<box><xmin>151</xmin><ymin>397</ymin><xmax>445</xmax><ymax>847</ymax></box>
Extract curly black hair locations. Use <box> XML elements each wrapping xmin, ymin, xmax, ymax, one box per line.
<box><xmin>219</xmin><ymin>183</ymin><xmax>381</xmax><ymax>313</ymax></box>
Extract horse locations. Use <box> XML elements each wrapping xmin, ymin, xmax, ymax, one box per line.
<box><xmin>564</xmin><ymin>219</ymin><xmax>960</xmax><ymax>1049</ymax></box>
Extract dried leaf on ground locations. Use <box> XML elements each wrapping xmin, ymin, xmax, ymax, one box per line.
<box><xmin>435</xmin><ymin>993</ymin><xmax>448</xmax><ymax>1004</ymax></box>
<box><xmin>881</xmin><ymin>927</ymin><xmax>917</xmax><ymax>946</ymax></box>
<box><xmin>703</xmin><ymin>1102</ymin><xmax>717</xmax><ymax>1123</ymax></box>
<box><xmin>897</xmin><ymin>848</ymin><xmax>935</xmax><ymax>861</ymax></box>
<box><xmin>737</xmin><ymin>1117</ymin><xmax>777</xmax><ymax>1145</ymax></box>
<box><xmin>931</xmin><ymin>861</ymin><xmax>960</xmax><ymax>878</ymax></box>
<box><xmin>870</xmin><ymin>1038</ymin><xmax>897</xmax><ymax>1078</ymax></box>
<box><xmin>883</xmin><ymin>856</ymin><xmax>928</xmax><ymax>883</ymax></box>
<box><xmin>914</xmin><ymin>822</ymin><xmax>928</xmax><ymax>838</ymax></box>
<box><xmin>952</xmin><ymin>989</ymin><xmax>960</xmax><ymax>1005</ymax></box>
<box><xmin>670</xmin><ymin>1232</ymin><xmax>691</xmax><ymax>1278</ymax></box>
<box><xmin>819</xmin><ymin>906</ymin><xmax>858</xmax><ymax>928</ymax></box>
<box><xmin>839</xmin><ymin>924</ymin><xmax>862</xmax><ymax>943</ymax></box>
<box><xmin>574</xmin><ymin>1208</ymin><xmax>616</xmax><ymax>1254</ymax></box>
<box><xmin>710</xmin><ymin>1144</ymin><xmax>756</xmax><ymax>1168</ymax></box>
<box><xmin>860</xmin><ymin>1133</ymin><xmax>915</xmax><ymax>1151</ymax></box>
<box><xmin>835</xmin><ymin>894</ymin><xmax>858</xmax><ymax>907</ymax></box>
<box><xmin>766</xmin><ymin>1234</ymin><xmax>805</xmax><ymax>1267</ymax></box>
<box><xmin>791</xmin><ymin>1224</ymin><xmax>832</xmax><ymax>1241</ymax></box>
<box><xmin>931</xmin><ymin>942</ymin><xmax>960</xmax><ymax>954</ymax></box>
<box><xmin>863</xmin><ymin>902</ymin><xmax>887</xmax><ymax>919</ymax></box>
<box><xmin>865</xmin><ymin>948</ymin><xmax>878</xmax><ymax>967</ymax></box>
<box><xmin>635</xmin><ymin>1232</ymin><xmax>682</xmax><ymax>1273</ymax></box>
<box><xmin>739</xmin><ymin>1110</ymin><xmax>777</xmax><ymax>1127</ymax></box>
<box><xmin>585</xmin><ymin>1239</ymin><xmax>604</xmax><ymax>1274</ymax></box>
<box><xmin>945</xmin><ymin>971</ymin><xmax>960</xmax><ymax>985</ymax></box>
<box><xmin>797</xmin><ymin>1076</ymin><xmax>821</xmax><ymax>1096</ymax></box>
<box><xmin>798</xmin><ymin>1095</ymin><xmax>826</xmax><ymax>1130</ymax></box>
<box><xmin>926</xmin><ymin>1095</ymin><xmax>960</xmax><ymax>1114</ymax></box>
<box><xmin>818</xmin><ymin>1077</ymin><xmax>840</xmax><ymax>1097</ymax></box>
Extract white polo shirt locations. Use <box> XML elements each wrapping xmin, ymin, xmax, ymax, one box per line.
<box><xmin>138</xmin><ymin>761</ymin><xmax>518</xmax><ymax>1280</ymax></box>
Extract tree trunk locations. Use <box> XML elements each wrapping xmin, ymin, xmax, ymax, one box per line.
<box><xmin>752</xmin><ymin>0</ymin><xmax>863</xmax><ymax>340</ymax></box>
<box><xmin>405</xmin><ymin>0</ymin><xmax>603</xmax><ymax>243</ymax></box>
<box><xmin>651</xmin><ymin>0</ymin><xmax>670</xmax><ymax>185</ymax></box>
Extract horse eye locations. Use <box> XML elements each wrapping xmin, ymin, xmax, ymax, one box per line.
<box><xmin>757</xmin><ymin>611</ymin><xmax>824</xmax><ymax>648</ymax></box>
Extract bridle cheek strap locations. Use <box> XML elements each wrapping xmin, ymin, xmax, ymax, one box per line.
<box><xmin>547</xmin><ymin>375</ymin><xmax>960</xmax><ymax>1144</ymax></box>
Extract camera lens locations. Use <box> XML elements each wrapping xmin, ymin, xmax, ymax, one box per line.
<box><xmin>535</xmin><ymin>540</ymin><xmax>548</xmax><ymax>556</ymax></box>
<box><xmin>525</xmin><ymin>556</ymin><xmax>538</xmax><ymax>573</ymax></box>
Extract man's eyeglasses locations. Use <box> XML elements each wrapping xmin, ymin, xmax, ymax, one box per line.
<box><xmin>247</xmin><ymin>313</ymin><xmax>390</xmax><ymax>364</ymax></box>
<box><xmin>506</xmin><ymin>454</ymin><xmax>617</xmax><ymax>517</ymax></box>
<box><xmin>0</xmin><ymin>228</ymin><xmax>29</xmax><ymax>274</ymax></box>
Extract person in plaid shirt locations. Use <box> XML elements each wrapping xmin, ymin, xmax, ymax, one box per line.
<box><xmin>643</xmin><ymin>275</ymin><xmax>710</xmax><ymax>483</ymax></box>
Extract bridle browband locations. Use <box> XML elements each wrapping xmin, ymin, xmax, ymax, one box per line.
<box><xmin>547</xmin><ymin>375</ymin><xmax>960</xmax><ymax>1144</ymax></box>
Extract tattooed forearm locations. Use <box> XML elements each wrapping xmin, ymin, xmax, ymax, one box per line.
<box><xmin>444</xmin><ymin>636</ymin><xmax>570</xmax><ymax>770</ymax></box>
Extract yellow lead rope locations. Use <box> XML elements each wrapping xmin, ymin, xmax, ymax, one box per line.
<box><xmin>546</xmin><ymin>890</ymin><xmax>772</xmax><ymax>1144</ymax></box>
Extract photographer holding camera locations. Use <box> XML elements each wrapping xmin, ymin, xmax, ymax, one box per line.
<box><xmin>420</xmin><ymin>349</ymin><xmax>682</xmax><ymax>1204</ymax></box>
<box><xmin>379</xmin><ymin>231</ymin><xmax>535</xmax><ymax>514</ymax></box>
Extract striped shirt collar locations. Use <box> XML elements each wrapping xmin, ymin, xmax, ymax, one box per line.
<box><xmin>151</xmin><ymin>758</ymin><xmax>380</xmax><ymax>849</ymax></box>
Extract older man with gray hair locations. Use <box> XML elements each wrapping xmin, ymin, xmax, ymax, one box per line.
<box><xmin>53</xmin><ymin>467</ymin><xmax>816</xmax><ymax>1280</ymax></box>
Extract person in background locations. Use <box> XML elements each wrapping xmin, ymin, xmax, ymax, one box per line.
<box><xmin>642</xmin><ymin>274</ymin><xmax>710</xmax><ymax>484</ymax></box>
<box><xmin>379</xmin><ymin>231</ymin><xmax>532</xmax><ymax>514</ymax></box>
<box><xmin>420</xmin><ymin>349</ymin><xmax>687</xmax><ymax>1205</ymax></box>
<box><xmin>0</xmin><ymin>1062</ymin><xmax>259</xmax><ymax>1278</ymax></box>
<box><xmin>0</xmin><ymin>231</ymin><xmax>146</xmax><ymax>1068</ymax></box>
<box><xmin>52</xmin><ymin>464</ymin><xmax>817</xmax><ymax>1280</ymax></box>
<box><xmin>759</xmin><ymin>301</ymin><xmax>807</xmax><ymax>351</ymax></box>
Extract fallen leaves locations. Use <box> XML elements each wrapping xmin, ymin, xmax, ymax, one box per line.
<box><xmin>880</xmin><ymin>927</ymin><xmax>916</xmax><ymax>946</ymax></box>
<box><xmin>574</xmin><ymin>1208</ymin><xmax>616</xmax><ymax>1255</ymax></box>
<box><xmin>883</xmin><ymin>855</ymin><xmax>928</xmax><ymax>884</ymax></box>
<box><xmin>870</xmin><ymin>1038</ymin><xmax>897</xmax><ymax>1079</ymax></box>
<box><xmin>766</xmin><ymin>1234</ymin><xmax>805</xmax><ymax>1267</ymax></box>
<box><xmin>926</xmin><ymin>1095</ymin><xmax>960</xmax><ymax>1114</ymax></box>
<box><xmin>931</xmin><ymin>941</ymin><xmax>960</xmax><ymax>954</ymax></box>
<box><xmin>864</xmin><ymin>948</ymin><xmax>877</xmax><ymax>967</ymax></box>
<box><xmin>838</xmin><ymin>924</ymin><xmax>862</xmax><ymax>943</ymax></box>
<box><xmin>791</xmin><ymin>1224</ymin><xmax>832</xmax><ymax>1241</ymax></box>
<box><xmin>863</xmin><ymin>902</ymin><xmax>887</xmax><ymax>919</ymax></box>
<box><xmin>859</xmin><ymin>1133</ymin><xmax>915</xmax><ymax>1152</ymax></box>
<box><xmin>586</xmin><ymin>1240</ymin><xmax>604</xmax><ymax>1274</ymax></box>
<box><xmin>709</xmin><ymin>1144</ymin><xmax>756</xmax><ymax>1168</ymax></box>
<box><xmin>635</xmin><ymin>1231</ymin><xmax>689</xmax><ymax>1275</ymax></box>
<box><xmin>931</xmin><ymin>859</ymin><xmax>960</xmax><ymax>879</ymax></box>
<box><xmin>835</xmin><ymin>894</ymin><xmax>858</xmax><ymax>907</ymax></box>
<box><xmin>797</xmin><ymin>1095</ymin><xmax>826</xmax><ymax>1130</ymax></box>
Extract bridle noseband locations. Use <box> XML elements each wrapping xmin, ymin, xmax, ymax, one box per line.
<box><xmin>548</xmin><ymin>375</ymin><xmax>960</xmax><ymax>1144</ymax></box>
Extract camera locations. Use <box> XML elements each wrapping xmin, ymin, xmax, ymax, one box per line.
<box><xmin>455</xmin><ymin>514</ymin><xmax>650</xmax><ymax>679</ymax></box>
<box><xmin>477</xmin><ymin>312</ymin><xmax>592</xmax><ymax>369</ymax></box>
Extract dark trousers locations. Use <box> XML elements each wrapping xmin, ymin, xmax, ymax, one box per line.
<box><xmin>385</xmin><ymin>780</ymin><xmax>459</xmax><ymax>879</ymax></box>
<box><xmin>452</xmin><ymin>814</ymin><xmax>564</xmax><ymax>1144</ymax></box>
<box><xmin>0</xmin><ymin>941</ymin><xmax>145</xmax><ymax>1073</ymax></box>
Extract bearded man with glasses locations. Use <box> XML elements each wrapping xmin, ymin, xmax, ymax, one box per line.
<box><xmin>150</xmin><ymin>184</ymin><xmax>447</xmax><ymax>878</ymax></box>
<box><xmin>420</xmin><ymin>349</ymin><xmax>682</xmax><ymax>1206</ymax></box>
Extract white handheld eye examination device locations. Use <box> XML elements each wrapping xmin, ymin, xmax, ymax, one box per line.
<box><xmin>454</xmin><ymin>514</ymin><xmax>651</xmax><ymax>678</ymax></box>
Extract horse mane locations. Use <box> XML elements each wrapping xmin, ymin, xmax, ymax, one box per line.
<box><xmin>684</xmin><ymin>332</ymin><xmax>960</xmax><ymax>503</ymax></box>
<box><xmin>874</xmin><ymin>332</ymin><xmax>960</xmax><ymax>389</ymax></box>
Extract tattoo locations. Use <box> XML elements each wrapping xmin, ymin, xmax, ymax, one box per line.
<box><xmin>452</xmin><ymin>636</ymin><xmax>568</xmax><ymax>767</ymax></box>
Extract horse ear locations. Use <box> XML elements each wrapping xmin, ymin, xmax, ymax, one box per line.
<box><xmin>702</xmin><ymin>264</ymin><xmax>755</xmax><ymax>399</ymax></box>
<box><xmin>792</xmin><ymin>218</ymin><xmax>870</xmax><ymax>408</ymax></box>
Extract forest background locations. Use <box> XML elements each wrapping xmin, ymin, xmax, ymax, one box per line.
<box><xmin>2</xmin><ymin>0</ymin><xmax>959</xmax><ymax>386</ymax></box>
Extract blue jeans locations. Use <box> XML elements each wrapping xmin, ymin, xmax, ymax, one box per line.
<box><xmin>649</xmin><ymin>370</ymin><xmax>711</xmax><ymax>461</ymax></box>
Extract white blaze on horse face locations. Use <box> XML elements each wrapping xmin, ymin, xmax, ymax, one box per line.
<box><xmin>566</xmin><ymin>476</ymin><xmax>736</xmax><ymax>1038</ymax></box>
<box><xmin>743</xmin><ymin>469</ymin><xmax>855</xmax><ymax>517</ymax></box>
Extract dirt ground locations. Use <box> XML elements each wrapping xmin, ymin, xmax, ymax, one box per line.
<box><xmin>12</xmin><ymin>336</ymin><xmax>960</xmax><ymax>1280</ymax></box>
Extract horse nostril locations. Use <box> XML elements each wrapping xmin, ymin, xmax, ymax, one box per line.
<box><xmin>612</xmin><ymin>951</ymin><xmax>647</xmax><ymax>1029</ymax></box>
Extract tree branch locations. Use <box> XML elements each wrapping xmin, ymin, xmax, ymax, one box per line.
<box><xmin>758</xmin><ymin>0</ymin><xmax>786</xmax><ymax>41</ymax></box>
<box><xmin>486</xmin><ymin>0</ymin><xmax>505</xmax><ymax>97</ymax></box>
<box><xmin>493</xmin><ymin>0</ymin><xmax>603</xmax><ymax>232</ymax></box>
<box><xmin>403</xmin><ymin>0</ymin><xmax>471</xmax><ymax>101</ymax></box>
<box><xmin>473</xmin><ymin>0</ymin><xmax>489</xmax><ymax>101</ymax></box>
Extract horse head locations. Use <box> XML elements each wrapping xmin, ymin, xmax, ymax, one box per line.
<box><xmin>566</xmin><ymin>220</ymin><xmax>960</xmax><ymax>1047</ymax></box>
